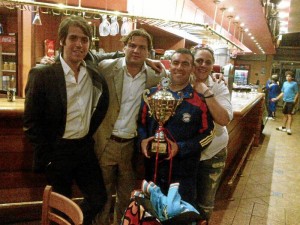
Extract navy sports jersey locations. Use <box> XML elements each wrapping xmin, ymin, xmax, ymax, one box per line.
<box><xmin>137</xmin><ymin>83</ymin><xmax>215</xmax><ymax>203</ymax></box>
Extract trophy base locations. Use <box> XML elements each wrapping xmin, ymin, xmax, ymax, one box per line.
<box><xmin>149</xmin><ymin>141</ymin><xmax>168</xmax><ymax>155</ymax></box>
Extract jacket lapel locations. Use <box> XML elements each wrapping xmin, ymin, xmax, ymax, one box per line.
<box><xmin>145</xmin><ymin>67</ymin><xmax>163</xmax><ymax>89</ymax></box>
<box><xmin>112</xmin><ymin>60</ymin><xmax>124</xmax><ymax>105</ymax></box>
<box><xmin>52</xmin><ymin>62</ymin><xmax>67</xmax><ymax>112</ymax></box>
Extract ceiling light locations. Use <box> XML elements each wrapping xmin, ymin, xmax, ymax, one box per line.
<box><xmin>278</xmin><ymin>12</ymin><xmax>289</xmax><ymax>18</ymax></box>
<box><xmin>228</xmin><ymin>7</ymin><xmax>234</xmax><ymax>13</ymax></box>
<box><xmin>277</xmin><ymin>1</ymin><xmax>290</xmax><ymax>9</ymax></box>
<box><xmin>279</xmin><ymin>27</ymin><xmax>288</xmax><ymax>33</ymax></box>
<box><xmin>279</xmin><ymin>21</ymin><xmax>288</xmax><ymax>25</ymax></box>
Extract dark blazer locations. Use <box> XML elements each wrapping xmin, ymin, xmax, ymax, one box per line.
<box><xmin>23</xmin><ymin>57</ymin><xmax>109</xmax><ymax>172</ymax></box>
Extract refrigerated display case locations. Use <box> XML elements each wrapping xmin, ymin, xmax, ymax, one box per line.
<box><xmin>0</xmin><ymin>33</ymin><xmax>17</xmax><ymax>95</ymax></box>
<box><xmin>234</xmin><ymin>64</ymin><xmax>250</xmax><ymax>85</ymax></box>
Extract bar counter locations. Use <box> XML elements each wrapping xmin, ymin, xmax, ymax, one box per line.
<box><xmin>0</xmin><ymin>93</ymin><xmax>265</xmax><ymax>223</ymax></box>
<box><xmin>225</xmin><ymin>92</ymin><xmax>265</xmax><ymax>186</ymax></box>
<box><xmin>0</xmin><ymin>97</ymin><xmax>25</xmax><ymax>118</ymax></box>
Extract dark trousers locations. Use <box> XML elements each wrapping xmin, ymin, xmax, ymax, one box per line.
<box><xmin>45</xmin><ymin>136</ymin><xmax>107</xmax><ymax>225</ymax></box>
<box><xmin>145</xmin><ymin>156</ymin><xmax>198</xmax><ymax>204</ymax></box>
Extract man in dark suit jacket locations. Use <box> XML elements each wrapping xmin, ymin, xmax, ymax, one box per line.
<box><xmin>23</xmin><ymin>16</ymin><xmax>108</xmax><ymax>225</ymax></box>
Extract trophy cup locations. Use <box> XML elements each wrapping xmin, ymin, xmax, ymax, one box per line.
<box><xmin>143</xmin><ymin>77</ymin><xmax>183</xmax><ymax>156</ymax></box>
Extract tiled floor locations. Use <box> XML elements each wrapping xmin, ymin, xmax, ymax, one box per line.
<box><xmin>210</xmin><ymin>111</ymin><xmax>300</xmax><ymax>225</ymax></box>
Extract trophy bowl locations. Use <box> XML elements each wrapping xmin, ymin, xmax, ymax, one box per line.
<box><xmin>143</xmin><ymin>77</ymin><xmax>183</xmax><ymax>156</ymax></box>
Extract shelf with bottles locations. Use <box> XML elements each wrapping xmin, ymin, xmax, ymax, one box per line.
<box><xmin>0</xmin><ymin>33</ymin><xmax>18</xmax><ymax>95</ymax></box>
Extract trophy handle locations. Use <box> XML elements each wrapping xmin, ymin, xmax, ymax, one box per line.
<box><xmin>173</xmin><ymin>91</ymin><xmax>184</xmax><ymax>115</ymax></box>
<box><xmin>143</xmin><ymin>89</ymin><xmax>153</xmax><ymax>117</ymax></box>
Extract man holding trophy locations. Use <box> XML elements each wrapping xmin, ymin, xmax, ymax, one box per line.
<box><xmin>138</xmin><ymin>48</ymin><xmax>215</xmax><ymax>203</ymax></box>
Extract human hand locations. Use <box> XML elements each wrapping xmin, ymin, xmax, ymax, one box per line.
<box><xmin>211</xmin><ymin>73</ymin><xmax>227</xmax><ymax>85</ymax></box>
<box><xmin>40</xmin><ymin>56</ymin><xmax>55</xmax><ymax>65</ymax></box>
<box><xmin>271</xmin><ymin>98</ymin><xmax>277</xmax><ymax>102</ymax></box>
<box><xmin>146</xmin><ymin>59</ymin><xmax>165</xmax><ymax>74</ymax></box>
<box><xmin>165</xmin><ymin>137</ymin><xmax>179</xmax><ymax>160</ymax></box>
<box><xmin>193</xmin><ymin>80</ymin><xmax>209</xmax><ymax>95</ymax></box>
<box><xmin>141</xmin><ymin>137</ymin><xmax>155</xmax><ymax>158</ymax></box>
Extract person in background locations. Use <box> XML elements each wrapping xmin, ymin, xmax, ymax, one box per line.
<box><xmin>93</xmin><ymin>29</ymin><xmax>163</xmax><ymax>225</ymax></box>
<box><xmin>266</xmin><ymin>75</ymin><xmax>280</xmax><ymax>120</ymax></box>
<box><xmin>138</xmin><ymin>48</ymin><xmax>215</xmax><ymax>205</ymax></box>
<box><xmin>23</xmin><ymin>16</ymin><xmax>108</xmax><ymax>225</ymax></box>
<box><xmin>190</xmin><ymin>45</ymin><xmax>233</xmax><ymax>222</ymax></box>
<box><xmin>272</xmin><ymin>71</ymin><xmax>299</xmax><ymax>135</ymax></box>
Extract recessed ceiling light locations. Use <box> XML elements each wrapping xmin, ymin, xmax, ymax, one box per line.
<box><xmin>278</xmin><ymin>12</ymin><xmax>289</xmax><ymax>18</ymax></box>
<box><xmin>278</xmin><ymin>1</ymin><xmax>291</xmax><ymax>9</ymax></box>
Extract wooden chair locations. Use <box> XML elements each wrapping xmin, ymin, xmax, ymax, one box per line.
<box><xmin>41</xmin><ymin>185</ymin><xmax>83</xmax><ymax>225</ymax></box>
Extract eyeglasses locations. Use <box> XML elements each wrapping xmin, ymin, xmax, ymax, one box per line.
<box><xmin>191</xmin><ymin>44</ymin><xmax>214</xmax><ymax>56</ymax></box>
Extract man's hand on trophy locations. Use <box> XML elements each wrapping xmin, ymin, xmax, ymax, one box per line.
<box><xmin>165</xmin><ymin>137</ymin><xmax>179</xmax><ymax>160</ymax></box>
<box><xmin>141</xmin><ymin>137</ymin><xmax>155</xmax><ymax>158</ymax></box>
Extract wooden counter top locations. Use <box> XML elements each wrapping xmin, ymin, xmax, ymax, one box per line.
<box><xmin>0</xmin><ymin>98</ymin><xmax>25</xmax><ymax>118</ymax></box>
<box><xmin>231</xmin><ymin>93</ymin><xmax>264</xmax><ymax>117</ymax></box>
<box><xmin>0</xmin><ymin>93</ymin><xmax>265</xmax><ymax>118</ymax></box>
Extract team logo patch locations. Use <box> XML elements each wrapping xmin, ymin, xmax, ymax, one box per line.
<box><xmin>182</xmin><ymin>113</ymin><xmax>191</xmax><ymax>123</ymax></box>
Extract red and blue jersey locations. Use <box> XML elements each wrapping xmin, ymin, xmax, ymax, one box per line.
<box><xmin>138</xmin><ymin>84</ymin><xmax>214</xmax><ymax>158</ymax></box>
<box><xmin>137</xmin><ymin>84</ymin><xmax>215</xmax><ymax>203</ymax></box>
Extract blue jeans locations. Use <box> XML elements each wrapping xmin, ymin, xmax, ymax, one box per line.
<box><xmin>196</xmin><ymin>148</ymin><xmax>227</xmax><ymax>220</ymax></box>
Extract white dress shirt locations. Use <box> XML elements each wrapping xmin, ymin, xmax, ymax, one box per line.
<box><xmin>112</xmin><ymin>59</ymin><xmax>147</xmax><ymax>139</ymax></box>
<box><xmin>60</xmin><ymin>55</ymin><xmax>93</xmax><ymax>139</ymax></box>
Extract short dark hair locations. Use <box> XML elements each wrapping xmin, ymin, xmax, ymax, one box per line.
<box><xmin>58</xmin><ymin>16</ymin><xmax>92</xmax><ymax>51</ymax></box>
<box><xmin>285</xmin><ymin>70</ymin><xmax>294</xmax><ymax>78</ymax></box>
<box><xmin>171</xmin><ymin>48</ymin><xmax>194</xmax><ymax>64</ymax></box>
<box><xmin>190</xmin><ymin>44</ymin><xmax>215</xmax><ymax>63</ymax></box>
<box><xmin>120</xmin><ymin>29</ymin><xmax>153</xmax><ymax>51</ymax></box>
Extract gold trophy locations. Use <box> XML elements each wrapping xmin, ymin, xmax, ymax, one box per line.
<box><xmin>143</xmin><ymin>77</ymin><xmax>183</xmax><ymax>156</ymax></box>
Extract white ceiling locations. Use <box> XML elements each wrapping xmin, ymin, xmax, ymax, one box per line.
<box><xmin>192</xmin><ymin>0</ymin><xmax>300</xmax><ymax>55</ymax></box>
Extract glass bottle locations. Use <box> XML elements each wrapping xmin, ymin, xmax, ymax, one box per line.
<box><xmin>7</xmin><ymin>76</ymin><xmax>16</xmax><ymax>102</ymax></box>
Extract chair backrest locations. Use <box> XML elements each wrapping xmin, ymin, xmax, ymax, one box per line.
<box><xmin>41</xmin><ymin>185</ymin><xmax>83</xmax><ymax>225</ymax></box>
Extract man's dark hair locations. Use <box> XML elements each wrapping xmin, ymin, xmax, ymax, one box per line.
<box><xmin>58</xmin><ymin>15</ymin><xmax>92</xmax><ymax>52</ymax></box>
<box><xmin>171</xmin><ymin>48</ymin><xmax>194</xmax><ymax>64</ymax></box>
<box><xmin>285</xmin><ymin>70</ymin><xmax>294</xmax><ymax>78</ymax></box>
<box><xmin>120</xmin><ymin>28</ymin><xmax>153</xmax><ymax>51</ymax></box>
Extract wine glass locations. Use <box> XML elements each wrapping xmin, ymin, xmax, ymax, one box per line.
<box><xmin>121</xmin><ymin>17</ymin><xmax>130</xmax><ymax>36</ymax></box>
<box><xmin>99</xmin><ymin>15</ymin><xmax>110</xmax><ymax>36</ymax></box>
<box><xmin>110</xmin><ymin>16</ymin><xmax>119</xmax><ymax>36</ymax></box>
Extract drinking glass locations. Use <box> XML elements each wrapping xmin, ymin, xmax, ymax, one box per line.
<box><xmin>110</xmin><ymin>16</ymin><xmax>119</xmax><ymax>36</ymax></box>
<box><xmin>99</xmin><ymin>15</ymin><xmax>110</xmax><ymax>36</ymax></box>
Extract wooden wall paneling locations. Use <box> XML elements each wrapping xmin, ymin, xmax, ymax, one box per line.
<box><xmin>99</xmin><ymin>34</ymin><xmax>124</xmax><ymax>53</ymax></box>
<box><xmin>34</xmin><ymin>14</ymin><xmax>62</xmax><ymax>63</ymax></box>
<box><xmin>138</xmin><ymin>23</ymin><xmax>190</xmax><ymax>51</ymax></box>
<box><xmin>20</xmin><ymin>10</ymin><xmax>34</xmax><ymax>97</ymax></box>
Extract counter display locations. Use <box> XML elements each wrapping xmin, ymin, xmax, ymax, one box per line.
<box><xmin>225</xmin><ymin>92</ymin><xmax>265</xmax><ymax>187</ymax></box>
